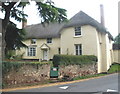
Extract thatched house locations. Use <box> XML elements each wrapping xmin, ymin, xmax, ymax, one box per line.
<box><xmin>16</xmin><ymin>11</ymin><xmax>114</xmax><ymax>73</ymax></box>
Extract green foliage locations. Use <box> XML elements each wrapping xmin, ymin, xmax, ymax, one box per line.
<box><xmin>5</xmin><ymin>22</ymin><xmax>27</xmax><ymax>51</ymax></box>
<box><xmin>36</xmin><ymin>1</ymin><xmax>67</xmax><ymax>23</ymax></box>
<box><xmin>114</xmin><ymin>33</ymin><xmax>120</xmax><ymax>44</ymax></box>
<box><xmin>5</xmin><ymin>50</ymin><xmax>15</xmax><ymax>59</ymax></box>
<box><xmin>2</xmin><ymin>1</ymin><xmax>67</xmax><ymax>24</ymax></box>
<box><xmin>53</xmin><ymin>55</ymin><xmax>97</xmax><ymax>67</ymax></box>
<box><xmin>108</xmin><ymin>63</ymin><xmax>120</xmax><ymax>73</ymax></box>
<box><xmin>2</xmin><ymin>61</ymin><xmax>52</xmax><ymax>75</ymax></box>
<box><xmin>5</xmin><ymin>22</ymin><xmax>27</xmax><ymax>59</ymax></box>
<box><xmin>73</xmin><ymin>73</ymin><xmax>106</xmax><ymax>81</ymax></box>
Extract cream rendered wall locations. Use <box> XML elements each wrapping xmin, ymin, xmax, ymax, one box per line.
<box><xmin>99</xmin><ymin>32</ymin><xmax>108</xmax><ymax>72</ymax></box>
<box><xmin>113</xmin><ymin>50</ymin><xmax>120</xmax><ymax>63</ymax></box>
<box><xmin>18</xmin><ymin>38</ymin><xmax>60</xmax><ymax>60</ymax></box>
<box><xmin>96</xmin><ymin>32</ymin><xmax>114</xmax><ymax>73</ymax></box>
<box><xmin>37</xmin><ymin>38</ymin><xmax>60</xmax><ymax>60</ymax></box>
<box><xmin>96</xmin><ymin>31</ymin><xmax>102</xmax><ymax>73</ymax></box>
<box><xmin>60</xmin><ymin>25</ymin><xmax>98</xmax><ymax>56</ymax></box>
<box><xmin>105</xmin><ymin>34</ymin><xmax>113</xmax><ymax>70</ymax></box>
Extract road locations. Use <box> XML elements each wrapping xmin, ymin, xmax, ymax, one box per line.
<box><xmin>3</xmin><ymin>73</ymin><xmax>120</xmax><ymax>93</ymax></box>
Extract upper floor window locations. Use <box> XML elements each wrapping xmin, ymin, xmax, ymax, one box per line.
<box><xmin>74</xmin><ymin>26</ymin><xmax>81</xmax><ymax>36</ymax></box>
<box><xmin>27</xmin><ymin>47</ymin><xmax>36</xmax><ymax>56</ymax></box>
<box><xmin>31</xmin><ymin>39</ymin><xmax>36</xmax><ymax>44</ymax></box>
<box><xmin>47</xmin><ymin>38</ymin><xmax>52</xmax><ymax>43</ymax></box>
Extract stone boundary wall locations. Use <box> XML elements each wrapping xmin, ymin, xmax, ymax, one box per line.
<box><xmin>59</xmin><ymin>64</ymin><xmax>97</xmax><ymax>79</ymax></box>
<box><xmin>3</xmin><ymin>64</ymin><xmax>51</xmax><ymax>86</ymax></box>
<box><xmin>3</xmin><ymin>63</ymin><xmax>97</xmax><ymax>86</ymax></box>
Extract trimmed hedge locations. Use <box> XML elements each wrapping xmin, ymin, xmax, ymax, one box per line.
<box><xmin>53</xmin><ymin>55</ymin><xmax>98</xmax><ymax>67</ymax></box>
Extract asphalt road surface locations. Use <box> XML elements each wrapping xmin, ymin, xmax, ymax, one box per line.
<box><xmin>3</xmin><ymin>73</ymin><xmax>120</xmax><ymax>94</ymax></box>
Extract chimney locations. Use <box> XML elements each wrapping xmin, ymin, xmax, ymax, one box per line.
<box><xmin>22</xmin><ymin>19</ymin><xmax>27</xmax><ymax>28</ymax></box>
<box><xmin>100</xmin><ymin>4</ymin><xmax>105</xmax><ymax>26</ymax></box>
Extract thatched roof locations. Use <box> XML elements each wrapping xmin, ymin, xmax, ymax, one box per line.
<box><xmin>25</xmin><ymin>11</ymin><xmax>110</xmax><ymax>39</ymax></box>
<box><xmin>25</xmin><ymin>22</ymin><xmax>64</xmax><ymax>38</ymax></box>
<box><xmin>63</xmin><ymin>11</ymin><xmax>106</xmax><ymax>32</ymax></box>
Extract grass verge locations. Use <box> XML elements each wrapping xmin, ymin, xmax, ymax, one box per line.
<box><xmin>108</xmin><ymin>63</ymin><xmax>120</xmax><ymax>74</ymax></box>
<box><xmin>73</xmin><ymin>73</ymin><xmax>107</xmax><ymax>81</ymax></box>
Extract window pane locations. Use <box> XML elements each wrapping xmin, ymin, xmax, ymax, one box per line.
<box><xmin>27</xmin><ymin>47</ymin><xmax>36</xmax><ymax>56</ymax></box>
<box><xmin>74</xmin><ymin>27</ymin><xmax>81</xmax><ymax>36</ymax></box>
<box><xmin>75</xmin><ymin>44</ymin><xmax>82</xmax><ymax>55</ymax></box>
<box><xmin>47</xmin><ymin>38</ymin><xmax>52</xmax><ymax>43</ymax></box>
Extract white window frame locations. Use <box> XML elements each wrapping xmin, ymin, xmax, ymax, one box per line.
<box><xmin>27</xmin><ymin>47</ymin><xmax>36</xmax><ymax>56</ymax></box>
<box><xmin>75</xmin><ymin>44</ymin><xmax>82</xmax><ymax>55</ymax></box>
<box><xmin>74</xmin><ymin>26</ymin><xmax>81</xmax><ymax>36</ymax></box>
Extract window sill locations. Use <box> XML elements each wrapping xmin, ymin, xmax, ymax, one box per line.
<box><xmin>73</xmin><ymin>35</ymin><xmax>82</xmax><ymax>38</ymax></box>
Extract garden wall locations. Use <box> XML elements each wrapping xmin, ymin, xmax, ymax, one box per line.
<box><xmin>3</xmin><ymin>63</ymin><xmax>51</xmax><ymax>87</ymax></box>
<box><xmin>3</xmin><ymin>62</ymin><xmax>97</xmax><ymax>87</ymax></box>
<box><xmin>59</xmin><ymin>64</ymin><xmax>97</xmax><ymax>79</ymax></box>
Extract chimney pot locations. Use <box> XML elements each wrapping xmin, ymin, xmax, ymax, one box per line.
<box><xmin>100</xmin><ymin>4</ymin><xmax>105</xmax><ymax>27</ymax></box>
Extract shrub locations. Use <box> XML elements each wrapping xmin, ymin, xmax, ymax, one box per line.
<box><xmin>53</xmin><ymin>55</ymin><xmax>97</xmax><ymax>67</ymax></box>
<box><xmin>108</xmin><ymin>63</ymin><xmax>120</xmax><ymax>73</ymax></box>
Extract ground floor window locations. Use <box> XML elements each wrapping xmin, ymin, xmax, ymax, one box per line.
<box><xmin>58</xmin><ymin>48</ymin><xmax>61</xmax><ymax>54</ymax></box>
<box><xmin>75</xmin><ymin>44</ymin><xmax>82</xmax><ymax>55</ymax></box>
<box><xmin>27</xmin><ymin>47</ymin><xmax>36</xmax><ymax>56</ymax></box>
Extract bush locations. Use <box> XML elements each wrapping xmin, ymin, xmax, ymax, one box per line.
<box><xmin>108</xmin><ymin>63</ymin><xmax>120</xmax><ymax>73</ymax></box>
<box><xmin>53</xmin><ymin>55</ymin><xmax>97</xmax><ymax>67</ymax></box>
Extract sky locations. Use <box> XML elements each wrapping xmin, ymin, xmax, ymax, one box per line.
<box><xmin>0</xmin><ymin>0</ymin><xmax>119</xmax><ymax>37</ymax></box>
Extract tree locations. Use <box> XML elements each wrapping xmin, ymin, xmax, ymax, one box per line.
<box><xmin>5</xmin><ymin>21</ymin><xmax>27</xmax><ymax>59</ymax></box>
<box><xmin>114</xmin><ymin>33</ymin><xmax>120</xmax><ymax>44</ymax></box>
<box><xmin>1</xmin><ymin>0</ymin><xmax>67</xmax><ymax>60</ymax></box>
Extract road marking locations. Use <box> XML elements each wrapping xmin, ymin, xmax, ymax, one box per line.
<box><xmin>59</xmin><ymin>86</ymin><xmax>69</xmax><ymax>89</ymax></box>
<box><xmin>107</xmin><ymin>89</ymin><xmax>117</xmax><ymax>92</ymax></box>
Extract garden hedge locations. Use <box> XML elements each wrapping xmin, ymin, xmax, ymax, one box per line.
<box><xmin>53</xmin><ymin>55</ymin><xmax>98</xmax><ymax>67</ymax></box>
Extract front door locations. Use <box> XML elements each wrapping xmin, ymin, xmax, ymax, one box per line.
<box><xmin>43</xmin><ymin>50</ymin><xmax>48</xmax><ymax>60</ymax></box>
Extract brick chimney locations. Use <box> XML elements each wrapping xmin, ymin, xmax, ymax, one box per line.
<box><xmin>100</xmin><ymin>4</ymin><xmax>105</xmax><ymax>27</ymax></box>
<box><xmin>22</xmin><ymin>18</ymin><xmax>27</xmax><ymax>28</ymax></box>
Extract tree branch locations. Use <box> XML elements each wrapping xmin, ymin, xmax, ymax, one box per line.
<box><xmin>8</xmin><ymin>2</ymin><xmax>17</xmax><ymax>9</ymax></box>
<box><xmin>2</xmin><ymin>2</ymin><xmax>17</xmax><ymax>29</ymax></box>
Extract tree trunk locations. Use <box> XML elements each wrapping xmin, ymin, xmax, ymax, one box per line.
<box><xmin>2</xmin><ymin>26</ymin><xmax>6</xmax><ymax>61</ymax></box>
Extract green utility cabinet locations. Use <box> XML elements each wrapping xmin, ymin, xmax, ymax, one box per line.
<box><xmin>50</xmin><ymin>67</ymin><xmax>59</xmax><ymax>78</ymax></box>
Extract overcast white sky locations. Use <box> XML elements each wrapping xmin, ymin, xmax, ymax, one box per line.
<box><xmin>0</xmin><ymin>0</ymin><xmax>119</xmax><ymax>37</ymax></box>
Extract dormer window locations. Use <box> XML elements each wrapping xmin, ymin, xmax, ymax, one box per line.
<box><xmin>47</xmin><ymin>38</ymin><xmax>52</xmax><ymax>43</ymax></box>
<box><xmin>31</xmin><ymin>39</ymin><xmax>36</xmax><ymax>44</ymax></box>
<box><xmin>74</xmin><ymin>26</ymin><xmax>81</xmax><ymax>36</ymax></box>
